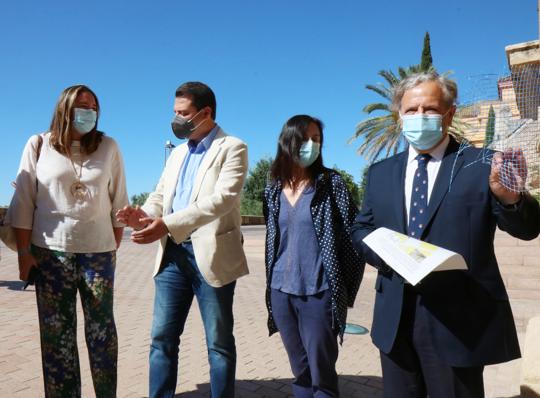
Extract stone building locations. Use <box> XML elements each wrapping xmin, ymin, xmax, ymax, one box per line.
<box><xmin>457</xmin><ymin>39</ymin><xmax>540</xmax><ymax>194</ymax></box>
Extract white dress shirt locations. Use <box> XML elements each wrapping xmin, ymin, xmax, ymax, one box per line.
<box><xmin>404</xmin><ymin>135</ymin><xmax>450</xmax><ymax>224</ymax></box>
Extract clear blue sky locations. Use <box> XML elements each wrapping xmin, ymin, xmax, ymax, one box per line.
<box><xmin>1</xmin><ymin>0</ymin><xmax>538</xmax><ymax>205</ymax></box>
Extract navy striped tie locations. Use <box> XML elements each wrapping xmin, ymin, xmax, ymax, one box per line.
<box><xmin>408</xmin><ymin>154</ymin><xmax>431</xmax><ymax>238</ymax></box>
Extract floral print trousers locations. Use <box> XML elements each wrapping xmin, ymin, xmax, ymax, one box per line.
<box><xmin>33</xmin><ymin>246</ymin><xmax>118</xmax><ymax>398</ymax></box>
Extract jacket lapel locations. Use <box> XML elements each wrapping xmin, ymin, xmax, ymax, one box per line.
<box><xmin>189</xmin><ymin>128</ymin><xmax>225</xmax><ymax>203</ymax></box>
<box><xmin>394</xmin><ymin>151</ymin><xmax>408</xmax><ymax>234</ymax></box>
<box><xmin>423</xmin><ymin>138</ymin><xmax>465</xmax><ymax>235</ymax></box>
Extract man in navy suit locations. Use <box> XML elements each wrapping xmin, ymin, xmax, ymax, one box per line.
<box><xmin>351</xmin><ymin>72</ymin><xmax>540</xmax><ymax>398</ymax></box>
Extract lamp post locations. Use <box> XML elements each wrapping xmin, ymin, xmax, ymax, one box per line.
<box><xmin>164</xmin><ymin>140</ymin><xmax>175</xmax><ymax>166</ymax></box>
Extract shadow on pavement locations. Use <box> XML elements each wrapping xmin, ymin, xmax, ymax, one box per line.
<box><xmin>499</xmin><ymin>387</ymin><xmax>539</xmax><ymax>398</ymax></box>
<box><xmin>174</xmin><ymin>375</ymin><xmax>383</xmax><ymax>397</ymax></box>
<box><xmin>0</xmin><ymin>279</ymin><xmax>31</xmax><ymax>291</ymax></box>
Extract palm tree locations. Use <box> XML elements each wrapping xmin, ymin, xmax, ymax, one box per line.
<box><xmin>348</xmin><ymin>67</ymin><xmax>418</xmax><ymax>163</ymax></box>
<box><xmin>350</xmin><ymin>31</ymin><xmax>472</xmax><ymax>164</ymax></box>
<box><xmin>349</xmin><ymin>66</ymin><xmax>468</xmax><ymax>164</ymax></box>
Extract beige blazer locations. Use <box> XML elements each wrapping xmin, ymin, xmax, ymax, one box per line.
<box><xmin>142</xmin><ymin>127</ymin><xmax>249</xmax><ymax>287</ymax></box>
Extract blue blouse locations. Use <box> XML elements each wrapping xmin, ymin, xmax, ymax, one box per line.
<box><xmin>270</xmin><ymin>185</ymin><xmax>328</xmax><ymax>295</ymax></box>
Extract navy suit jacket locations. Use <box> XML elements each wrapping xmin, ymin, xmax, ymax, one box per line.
<box><xmin>351</xmin><ymin>138</ymin><xmax>540</xmax><ymax>367</ymax></box>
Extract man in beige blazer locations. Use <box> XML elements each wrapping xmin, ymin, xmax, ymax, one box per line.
<box><xmin>117</xmin><ymin>82</ymin><xmax>248</xmax><ymax>398</ymax></box>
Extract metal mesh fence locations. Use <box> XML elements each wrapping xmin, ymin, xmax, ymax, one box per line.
<box><xmin>457</xmin><ymin>63</ymin><xmax>540</xmax><ymax>194</ymax></box>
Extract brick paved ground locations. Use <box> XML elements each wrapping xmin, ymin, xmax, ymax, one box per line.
<box><xmin>0</xmin><ymin>226</ymin><xmax>528</xmax><ymax>397</ymax></box>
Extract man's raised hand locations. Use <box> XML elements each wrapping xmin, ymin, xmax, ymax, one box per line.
<box><xmin>116</xmin><ymin>206</ymin><xmax>150</xmax><ymax>230</ymax></box>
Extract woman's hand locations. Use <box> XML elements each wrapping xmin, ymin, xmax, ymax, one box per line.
<box><xmin>18</xmin><ymin>252</ymin><xmax>37</xmax><ymax>281</ymax></box>
<box><xmin>13</xmin><ymin>228</ymin><xmax>36</xmax><ymax>281</ymax></box>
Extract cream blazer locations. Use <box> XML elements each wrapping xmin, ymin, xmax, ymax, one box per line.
<box><xmin>142</xmin><ymin>127</ymin><xmax>249</xmax><ymax>287</ymax></box>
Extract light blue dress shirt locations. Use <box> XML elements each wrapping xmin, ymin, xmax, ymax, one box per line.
<box><xmin>171</xmin><ymin>125</ymin><xmax>219</xmax><ymax>212</ymax></box>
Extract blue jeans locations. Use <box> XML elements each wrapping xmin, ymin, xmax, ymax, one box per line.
<box><xmin>149</xmin><ymin>240</ymin><xmax>236</xmax><ymax>398</ymax></box>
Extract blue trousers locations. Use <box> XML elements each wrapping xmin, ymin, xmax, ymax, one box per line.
<box><xmin>149</xmin><ymin>240</ymin><xmax>236</xmax><ymax>398</ymax></box>
<box><xmin>271</xmin><ymin>289</ymin><xmax>339</xmax><ymax>398</ymax></box>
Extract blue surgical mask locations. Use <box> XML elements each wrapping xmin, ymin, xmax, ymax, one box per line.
<box><xmin>73</xmin><ymin>108</ymin><xmax>97</xmax><ymax>134</ymax></box>
<box><xmin>401</xmin><ymin>114</ymin><xmax>443</xmax><ymax>150</ymax></box>
<box><xmin>298</xmin><ymin>139</ymin><xmax>320</xmax><ymax>168</ymax></box>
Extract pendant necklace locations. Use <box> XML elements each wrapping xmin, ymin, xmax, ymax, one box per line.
<box><xmin>69</xmin><ymin>151</ymin><xmax>88</xmax><ymax>201</ymax></box>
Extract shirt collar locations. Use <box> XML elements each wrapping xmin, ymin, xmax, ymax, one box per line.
<box><xmin>407</xmin><ymin>134</ymin><xmax>450</xmax><ymax>165</ymax></box>
<box><xmin>187</xmin><ymin>124</ymin><xmax>219</xmax><ymax>153</ymax></box>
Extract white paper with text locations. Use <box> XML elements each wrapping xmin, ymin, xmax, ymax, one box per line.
<box><xmin>362</xmin><ymin>227</ymin><xmax>467</xmax><ymax>285</ymax></box>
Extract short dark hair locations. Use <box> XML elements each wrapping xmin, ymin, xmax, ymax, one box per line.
<box><xmin>175</xmin><ymin>81</ymin><xmax>217</xmax><ymax>119</ymax></box>
<box><xmin>270</xmin><ymin>114</ymin><xmax>325</xmax><ymax>187</ymax></box>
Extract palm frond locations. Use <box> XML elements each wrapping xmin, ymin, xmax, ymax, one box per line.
<box><xmin>441</xmin><ymin>69</ymin><xmax>454</xmax><ymax>77</ymax></box>
<box><xmin>362</xmin><ymin>103</ymin><xmax>391</xmax><ymax>114</ymax></box>
<box><xmin>365</xmin><ymin>84</ymin><xmax>392</xmax><ymax>100</ymax></box>
<box><xmin>354</xmin><ymin>114</ymin><xmax>394</xmax><ymax>133</ymax></box>
<box><xmin>397</xmin><ymin>67</ymin><xmax>407</xmax><ymax>77</ymax></box>
<box><xmin>358</xmin><ymin>124</ymin><xmax>404</xmax><ymax>162</ymax></box>
<box><xmin>378</xmin><ymin>70</ymin><xmax>399</xmax><ymax>87</ymax></box>
<box><xmin>350</xmin><ymin>115</ymin><xmax>406</xmax><ymax>163</ymax></box>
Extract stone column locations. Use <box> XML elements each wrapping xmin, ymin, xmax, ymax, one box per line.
<box><xmin>505</xmin><ymin>40</ymin><xmax>540</xmax><ymax>120</ymax></box>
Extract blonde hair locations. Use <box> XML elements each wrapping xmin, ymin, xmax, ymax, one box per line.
<box><xmin>49</xmin><ymin>85</ymin><xmax>103</xmax><ymax>156</ymax></box>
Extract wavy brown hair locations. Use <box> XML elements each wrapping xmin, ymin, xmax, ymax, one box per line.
<box><xmin>49</xmin><ymin>85</ymin><xmax>104</xmax><ymax>156</ymax></box>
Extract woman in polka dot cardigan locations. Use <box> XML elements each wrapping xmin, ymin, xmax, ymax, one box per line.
<box><xmin>263</xmin><ymin>114</ymin><xmax>365</xmax><ymax>397</ymax></box>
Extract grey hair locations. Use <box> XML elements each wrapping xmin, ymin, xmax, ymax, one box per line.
<box><xmin>392</xmin><ymin>72</ymin><xmax>458</xmax><ymax>112</ymax></box>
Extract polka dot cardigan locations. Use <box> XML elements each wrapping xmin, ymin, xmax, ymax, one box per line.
<box><xmin>263</xmin><ymin>169</ymin><xmax>366</xmax><ymax>342</ymax></box>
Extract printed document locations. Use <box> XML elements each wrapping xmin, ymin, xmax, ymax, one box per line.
<box><xmin>363</xmin><ymin>227</ymin><xmax>467</xmax><ymax>285</ymax></box>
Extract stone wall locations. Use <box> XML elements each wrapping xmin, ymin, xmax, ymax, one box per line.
<box><xmin>241</xmin><ymin>215</ymin><xmax>265</xmax><ymax>225</ymax></box>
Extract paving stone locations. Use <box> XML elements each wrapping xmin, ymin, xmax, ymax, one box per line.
<box><xmin>0</xmin><ymin>226</ymin><xmax>536</xmax><ymax>397</ymax></box>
